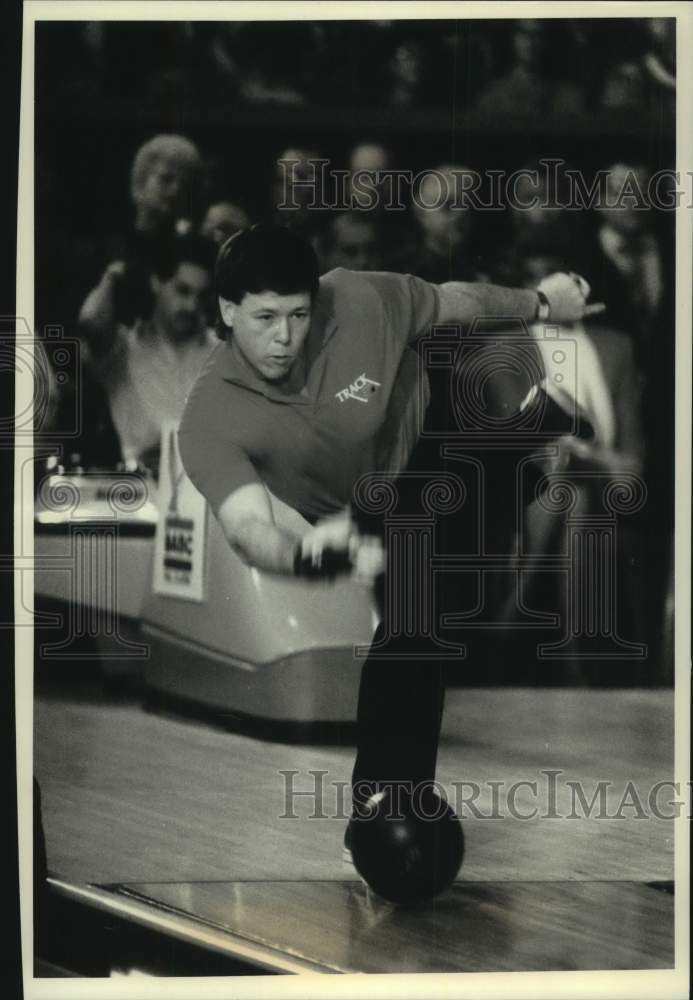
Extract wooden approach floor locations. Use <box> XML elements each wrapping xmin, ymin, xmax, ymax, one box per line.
<box><xmin>33</xmin><ymin>684</ymin><xmax>676</xmax><ymax>973</ymax></box>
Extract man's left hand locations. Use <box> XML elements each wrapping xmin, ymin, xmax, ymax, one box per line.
<box><xmin>538</xmin><ymin>272</ymin><xmax>605</xmax><ymax>323</ymax></box>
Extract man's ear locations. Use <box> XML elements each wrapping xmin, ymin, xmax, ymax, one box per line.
<box><xmin>219</xmin><ymin>296</ymin><xmax>236</xmax><ymax>328</ymax></box>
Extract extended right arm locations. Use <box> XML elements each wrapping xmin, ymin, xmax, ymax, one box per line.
<box><xmin>217</xmin><ymin>484</ymin><xmax>368</xmax><ymax>578</ymax></box>
<box><xmin>217</xmin><ymin>482</ymin><xmax>301</xmax><ymax>574</ymax></box>
<box><xmin>179</xmin><ymin>401</ymin><xmax>374</xmax><ymax>581</ymax></box>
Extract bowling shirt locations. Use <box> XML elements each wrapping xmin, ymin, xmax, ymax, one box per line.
<box><xmin>179</xmin><ymin>268</ymin><xmax>440</xmax><ymax>520</ymax></box>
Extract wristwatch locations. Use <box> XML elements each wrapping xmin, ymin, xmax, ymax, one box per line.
<box><xmin>536</xmin><ymin>291</ymin><xmax>550</xmax><ymax>321</ymax></box>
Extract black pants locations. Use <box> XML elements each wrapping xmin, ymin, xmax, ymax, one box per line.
<box><xmin>349</xmin><ymin>357</ymin><xmax>570</xmax><ymax>812</ymax></box>
<box><xmin>349</xmin><ymin>482</ymin><xmax>492</xmax><ymax>813</ymax></box>
<box><xmin>351</xmin><ymin>629</ymin><xmax>447</xmax><ymax>811</ymax></box>
<box><xmin>349</xmin><ymin>429</ymin><xmax>502</xmax><ymax>812</ymax></box>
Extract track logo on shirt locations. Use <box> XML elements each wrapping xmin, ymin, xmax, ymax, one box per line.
<box><xmin>335</xmin><ymin>372</ymin><xmax>381</xmax><ymax>403</ymax></box>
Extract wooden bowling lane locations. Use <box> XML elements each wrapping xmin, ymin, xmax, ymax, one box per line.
<box><xmin>33</xmin><ymin>681</ymin><xmax>676</xmax><ymax>974</ymax></box>
<box><xmin>92</xmin><ymin>878</ymin><xmax>674</xmax><ymax>973</ymax></box>
<box><xmin>34</xmin><ymin>685</ymin><xmax>674</xmax><ymax>886</ymax></box>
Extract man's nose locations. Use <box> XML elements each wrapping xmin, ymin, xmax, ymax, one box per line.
<box><xmin>273</xmin><ymin>318</ymin><xmax>291</xmax><ymax>343</ymax></box>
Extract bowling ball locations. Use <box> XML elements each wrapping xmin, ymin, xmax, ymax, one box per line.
<box><xmin>349</xmin><ymin>786</ymin><xmax>464</xmax><ymax>904</ymax></box>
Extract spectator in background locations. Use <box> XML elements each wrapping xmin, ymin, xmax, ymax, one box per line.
<box><xmin>600</xmin><ymin>18</ymin><xmax>675</xmax><ymax>116</ymax></box>
<box><xmin>563</xmin><ymin>21</ymin><xmax>604</xmax><ymax>111</ymax></box>
<box><xmin>38</xmin><ymin>135</ymin><xmax>206</xmax><ymax>469</ymax></box>
<box><xmin>209</xmin><ymin>21</ymin><xmax>332</xmax><ymax>106</ymax></box>
<box><xmin>386</xmin><ymin>35</ymin><xmax>425</xmax><ymax>108</ymax></box>
<box><xmin>493</xmin><ymin>161</ymin><xmax>589</xmax><ymax>284</ymax></box>
<box><xmin>506</xmin><ymin>165</ymin><xmax>571</xmax><ymax>241</ymax></box>
<box><xmin>273</xmin><ymin>146</ymin><xmax>327</xmax><ymax>249</ymax></box>
<box><xmin>475</xmin><ymin>20</ymin><xmax>584</xmax><ymax>115</ymax></box>
<box><xmin>600</xmin><ymin>59</ymin><xmax>647</xmax><ymax>112</ymax></box>
<box><xmin>521</xmin><ymin>251</ymin><xmax>644</xmax><ymax>473</ymax></box>
<box><xmin>492</xmin><ymin>246</ymin><xmax>647</xmax><ymax>683</ymax></box>
<box><xmin>591</xmin><ymin>162</ymin><xmax>668</xmax><ymax>353</ymax></box>
<box><xmin>381</xmin><ymin>20</ymin><xmax>476</xmax><ymax>109</ymax></box>
<box><xmin>130</xmin><ymin>134</ymin><xmax>202</xmax><ymax>236</ymax></box>
<box><xmin>78</xmin><ymin>235</ymin><xmax>217</xmax><ymax>473</ymax></box>
<box><xmin>409</xmin><ymin>164</ymin><xmax>486</xmax><ymax>283</ymax></box>
<box><xmin>201</xmin><ymin>22</ymin><xmax>245</xmax><ymax>99</ymax></box>
<box><xmin>344</xmin><ymin>141</ymin><xmax>415</xmax><ymax>272</ymax></box>
<box><xmin>39</xmin><ymin>133</ymin><xmax>204</xmax><ymax>344</ymax></box>
<box><xmin>200</xmin><ymin>201</ymin><xmax>251</xmax><ymax>246</ymax></box>
<box><xmin>590</xmin><ymin>161</ymin><xmax>674</xmax><ymax>670</ymax></box>
<box><xmin>78</xmin><ymin>134</ymin><xmax>205</xmax><ymax>332</ymax></box>
<box><xmin>319</xmin><ymin>212</ymin><xmax>381</xmax><ymax>273</ymax></box>
<box><xmin>347</xmin><ymin>142</ymin><xmax>392</xmax><ymax>207</ymax></box>
<box><xmin>38</xmin><ymin>18</ymin><xmax>674</xmax><ymax>119</ymax></box>
<box><xmin>642</xmin><ymin>17</ymin><xmax>676</xmax><ymax>97</ymax></box>
<box><xmin>441</xmin><ymin>21</ymin><xmax>497</xmax><ymax>111</ymax></box>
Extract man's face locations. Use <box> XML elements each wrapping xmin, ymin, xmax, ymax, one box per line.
<box><xmin>599</xmin><ymin>164</ymin><xmax>652</xmax><ymax>236</ymax></box>
<box><xmin>152</xmin><ymin>262</ymin><xmax>211</xmax><ymax>340</ymax></box>
<box><xmin>347</xmin><ymin>144</ymin><xmax>391</xmax><ymax>210</ymax></box>
<box><xmin>275</xmin><ymin>148</ymin><xmax>320</xmax><ymax>210</ymax></box>
<box><xmin>200</xmin><ymin>202</ymin><xmax>250</xmax><ymax>246</ymax></box>
<box><xmin>220</xmin><ymin>290</ymin><xmax>312</xmax><ymax>382</ymax></box>
<box><xmin>414</xmin><ymin>171</ymin><xmax>474</xmax><ymax>248</ymax></box>
<box><xmin>514</xmin><ymin>21</ymin><xmax>544</xmax><ymax>67</ymax></box>
<box><xmin>349</xmin><ymin>143</ymin><xmax>389</xmax><ymax>175</ymax></box>
<box><xmin>326</xmin><ymin>217</ymin><xmax>379</xmax><ymax>271</ymax></box>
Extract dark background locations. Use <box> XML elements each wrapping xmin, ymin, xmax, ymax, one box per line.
<box><xmin>35</xmin><ymin>17</ymin><xmax>674</xmax><ymax>291</ymax></box>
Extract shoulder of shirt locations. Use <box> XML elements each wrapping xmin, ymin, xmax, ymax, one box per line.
<box><xmin>318</xmin><ymin>266</ymin><xmax>411</xmax><ymax>306</ymax></box>
<box><xmin>180</xmin><ymin>345</ymin><xmax>240</xmax><ymax>439</ymax></box>
<box><xmin>319</xmin><ymin>267</ymin><xmax>372</xmax><ymax>292</ymax></box>
<box><xmin>315</xmin><ymin>268</ymin><xmax>381</xmax><ymax>319</ymax></box>
<box><xmin>320</xmin><ymin>267</ymin><xmax>417</xmax><ymax>286</ymax></box>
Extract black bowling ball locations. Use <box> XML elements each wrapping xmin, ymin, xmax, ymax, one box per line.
<box><xmin>349</xmin><ymin>786</ymin><xmax>464</xmax><ymax>904</ymax></box>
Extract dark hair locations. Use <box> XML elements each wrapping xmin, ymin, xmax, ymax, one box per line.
<box><xmin>215</xmin><ymin>223</ymin><xmax>320</xmax><ymax>308</ymax></box>
<box><xmin>151</xmin><ymin>233</ymin><xmax>217</xmax><ymax>282</ymax></box>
